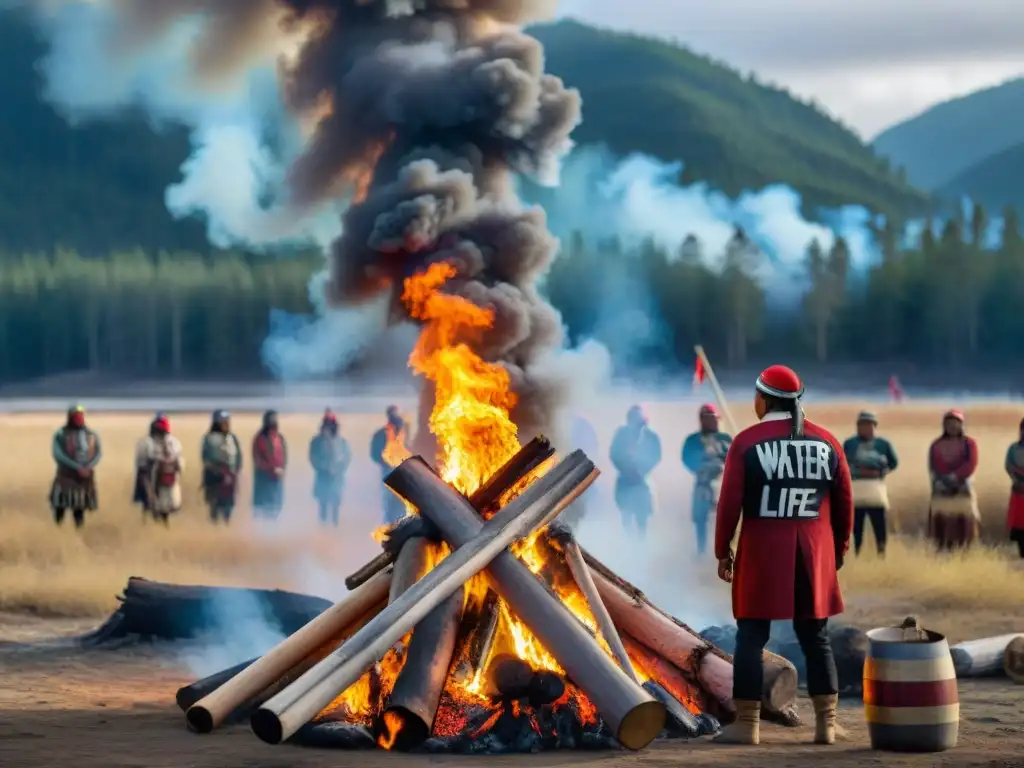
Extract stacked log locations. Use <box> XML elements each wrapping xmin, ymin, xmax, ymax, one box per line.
<box><xmin>251</xmin><ymin>450</ymin><xmax>605</xmax><ymax>746</ymax></box>
<box><xmin>386</xmin><ymin>454</ymin><xmax>667</xmax><ymax>750</ymax></box>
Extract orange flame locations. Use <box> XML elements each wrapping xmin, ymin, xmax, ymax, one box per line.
<box><xmin>401</xmin><ymin>261</ymin><xmax>520</xmax><ymax>496</ymax></box>
<box><xmin>377</xmin><ymin>711</ymin><xmax>404</xmax><ymax>750</ymax></box>
<box><xmin>382</xmin><ymin>422</ymin><xmax>412</xmax><ymax>468</ymax></box>
<box><xmin>397</xmin><ymin>262</ymin><xmax>622</xmax><ymax>718</ymax></box>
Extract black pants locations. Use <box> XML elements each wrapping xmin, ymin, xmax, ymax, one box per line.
<box><xmin>209</xmin><ymin>504</ymin><xmax>233</xmax><ymax>524</ymax></box>
<box><xmin>54</xmin><ymin>507</ymin><xmax>85</xmax><ymax>528</ymax></box>
<box><xmin>733</xmin><ymin>548</ymin><xmax>839</xmax><ymax>701</ymax></box>
<box><xmin>853</xmin><ymin>506</ymin><xmax>887</xmax><ymax>554</ymax></box>
<box><xmin>1012</xmin><ymin>529</ymin><xmax>1024</xmax><ymax>558</ymax></box>
<box><xmin>318</xmin><ymin>501</ymin><xmax>341</xmax><ymax>526</ymax></box>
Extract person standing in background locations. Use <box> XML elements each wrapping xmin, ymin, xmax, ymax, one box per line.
<box><xmin>133</xmin><ymin>414</ymin><xmax>164</xmax><ymax>521</ymax></box>
<box><xmin>201</xmin><ymin>410</ymin><xmax>242</xmax><ymax>524</ymax></box>
<box><xmin>370</xmin><ymin>405</ymin><xmax>411</xmax><ymax>524</ymax></box>
<box><xmin>842</xmin><ymin>411</ymin><xmax>899</xmax><ymax>556</ymax></box>
<box><xmin>928</xmin><ymin>410</ymin><xmax>979</xmax><ymax>550</ymax></box>
<box><xmin>1004</xmin><ymin>418</ymin><xmax>1024</xmax><ymax>558</ymax></box>
<box><xmin>713</xmin><ymin>365</ymin><xmax>852</xmax><ymax>747</ymax></box>
<box><xmin>560</xmin><ymin>414</ymin><xmax>600</xmax><ymax>528</ymax></box>
<box><xmin>252</xmin><ymin>410</ymin><xmax>288</xmax><ymax>520</ymax></box>
<box><xmin>309</xmin><ymin>409</ymin><xmax>352</xmax><ymax>526</ymax></box>
<box><xmin>134</xmin><ymin>414</ymin><xmax>184</xmax><ymax>525</ymax></box>
<box><xmin>609</xmin><ymin>405</ymin><xmax>661</xmax><ymax>538</ymax></box>
<box><xmin>50</xmin><ymin>404</ymin><xmax>102</xmax><ymax>528</ymax></box>
<box><xmin>681</xmin><ymin>403</ymin><xmax>732</xmax><ymax>556</ymax></box>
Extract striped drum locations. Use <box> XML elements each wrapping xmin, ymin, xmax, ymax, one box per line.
<box><xmin>863</xmin><ymin>624</ymin><xmax>959</xmax><ymax>751</ymax></box>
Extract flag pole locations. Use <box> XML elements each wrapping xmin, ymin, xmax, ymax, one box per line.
<box><xmin>694</xmin><ymin>345</ymin><xmax>739</xmax><ymax>435</ymax></box>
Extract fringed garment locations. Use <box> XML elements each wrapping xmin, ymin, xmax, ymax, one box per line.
<box><xmin>928</xmin><ymin>435</ymin><xmax>979</xmax><ymax>548</ymax></box>
<box><xmin>50</xmin><ymin>427</ymin><xmax>100</xmax><ymax>510</ymax></box>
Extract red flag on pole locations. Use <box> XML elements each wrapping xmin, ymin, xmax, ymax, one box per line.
<box><xmin>693</xmin><ymin>355</ymin><xmax>706</xmax><ymax>390</ymax></box>
<box><xmin>889</xmin><ymin>375</ymin><xmax>905</xmax><ymax>402</ymax></box>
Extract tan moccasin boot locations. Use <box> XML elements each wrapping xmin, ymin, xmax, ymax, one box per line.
<box><xmin>713</xmin><ymin>700</ymin><xmax>760</xmax><ymax>745</ymax></box>
<box><xmin>812</xmin><ymin>694</ymin><xmax>839</xmax><ymax>744</ymax></box>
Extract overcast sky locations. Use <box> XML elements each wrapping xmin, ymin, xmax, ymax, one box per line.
<box><xmin>558</xmin><ymin>0</ymin><xmax>1024</xmax><ymax>138</ymax></box>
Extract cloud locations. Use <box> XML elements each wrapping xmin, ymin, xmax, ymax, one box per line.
<box><xmin>559</xmin><ymin>0</ymin><xmax>1024</xmax><ymax>135</ymax></box>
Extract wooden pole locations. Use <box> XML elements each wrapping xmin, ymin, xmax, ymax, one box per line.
<box><xmin>388</xmin><ymin>537</ymin><xmax>430</xmax><ymax>604</ymax></box>
<box><xmin>250</xmin><ymin>453</ymin><xmax>593</xmax><ymax>746</ymax></box>
<box><xmin>387</xmin><ymin>453</ymin><xmax>667</xmax><ymax>751</ymax></box>
<box><xmin>381</xmin><ymin>536</ymin><xmax>464</xmax><ymax>750</ymax></box>
<box><xmin>549</xmin><ymin>523</ymin><xmax>637</xmax><ymax>682</ymax></box>
<box><xmin>185</xmin><ymin>568</ymin><xmax>392</xmax><ymax>734</ymax></box>
<box><xmin>695</xmin><ymin>345</ymin><xmax>739</xmax><ymax>434</ymax></box>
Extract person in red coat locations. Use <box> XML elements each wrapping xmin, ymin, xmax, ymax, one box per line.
<box><xmin>928</xmin><ymin>410</ymin><xmax>979</xmax><ymax>549</ymax></box>
<box><xmin>713</xmin><ymin>365</ymin><xmax>854</xmax><ymax>746</ymax></box>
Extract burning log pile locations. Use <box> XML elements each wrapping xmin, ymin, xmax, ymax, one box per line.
<box><xmin>178</xmin><ymin>437</ymin><xmax>800</xmax><ymax>754</ymax></box>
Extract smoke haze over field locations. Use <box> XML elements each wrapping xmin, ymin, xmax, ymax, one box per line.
<box><xmin>9</xmin><ymin>0</ymin><xmax>1011</xmax><ymax>385</ymax></box>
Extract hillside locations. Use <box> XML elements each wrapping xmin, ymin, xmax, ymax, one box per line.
<box><xmin>937</xmin><ymin>142</ymin><xmax>1024</xmax><ymax>211</ymax></box>
<box><xmin>0</xmin><ymin>11</ymin><xmax>928</xmax><ymax>256</ymax></box>
<box><xmin>873</xmin><ymin>77</ymin><xmax>1024</xmax><ymax>191</ymax></box>
<box><xmin>0</xmin><ymin>9</ymin><xmax>207</xmax><ymax>255</ymax></box>
<box><xmin>531</xmin><ymin>21</ymin><xmax>928</xmax><ymax>216</ymax></box>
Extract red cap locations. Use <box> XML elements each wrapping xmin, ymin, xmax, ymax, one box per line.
<box><xmin>756</xmin><ymin>365</ymin><xmax>804</xmax><ymax>400</ymax></box>
<box><xmin>944</xmin><ymin>409</ymin><xmax>964</xmax><ymax>423</ymax></box>
<box><xmin>322</xmin><ymin>409</ymin><xmax>338</xmax><ymax>424</ymax></box>
<box><xmin>699</xmin><ymin>403</ymin><xmax>719</xmax><ymax>416</ymax></box>
<box><xmin>154</xmin><ymin>416</ymin><xmax>170</xmax><ymax>432</ymax></box>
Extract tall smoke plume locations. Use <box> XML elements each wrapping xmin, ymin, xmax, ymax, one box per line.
<box><xmin>13</xmin><ymin>0</ymin><xmax>601</xmax><ymax>436</ymax></box>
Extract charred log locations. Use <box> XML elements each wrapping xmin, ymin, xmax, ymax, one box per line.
<box><xmin>83</xmin><ymin>578</ymin><xmax>332</xmax><ymax>645</ymax></box>
<box><xmin>467</xmin><ymin>436</ymin><xmax>555</xmax><ymax>515</ymax></box>
<box><xmin>176</xmin><ymin>658</ymin><xmax>256</xmax><ymax>712</ymax></box>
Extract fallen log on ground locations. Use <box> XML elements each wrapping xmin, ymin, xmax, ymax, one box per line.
<box><xmin>582</xmin><ymin>551</ymin><xmax>798</xmax><ymax>722</ymax></box>
<box><xmin>387</xmin><ymin>453</ymin><xmax>666</xmax><ymax>751</ymax></box>
<box><xmin>186</xmin><ymin>569</ymin><xmax>392</xmax><ymax>733</ymax></box>
<box><xmin>82</xmin><ymin>577</ymin><xmax>332</xmax><ymax>646</ymax></box>
<box><xmin>251</xmin><ymin>454</ymin><xmax>595</xmax><ymax>746</ymax></box>
<box><xmin>950</xmin><ymin>633</ymin><xmax>1024</xmax><ymax>677</ymax></box>
<box><xmin>1005</xmin><ymin>636</ymin><xmax>1024</xmax><ymax>683</ymax></box>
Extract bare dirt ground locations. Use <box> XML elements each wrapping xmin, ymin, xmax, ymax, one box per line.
<box><xmin>1</xmin><ymin>608</ymin><xmax>1022</xmax><ymax>768</ymax></box>
<box><xmin>2</xmin><ymin>402</ymin><xmax>1023</xmax><ymax>766</ymax></box>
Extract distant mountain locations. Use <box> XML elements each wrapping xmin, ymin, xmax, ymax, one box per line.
<box><xmin>873</xmin><ymin>78</ymin><xmax>1024</xmax><ymax>191</ymax></box>
<box><xmin>937</xmin><ymin>142</ymin><xmax>1024</xmax><ymax>212</ymax></box>
<box><xmin>0</xmin><ymin>11</ymin><xmax>928</xmax><ymax>257</ymax></box>
<box><xmin>533</xmin><ymin>21</ymin><xmax>927</xmax><ymax>217</ymax></box>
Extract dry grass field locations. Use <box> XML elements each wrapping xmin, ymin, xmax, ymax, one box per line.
<box><xmin>0</xmin><ymin>400</ymin><xmax>1022</xmax><ymax>636</ymax></box>
<box><xmin>2</xmin><ymin>400</ymin><xmax>1023</xmax><ymax>768</ymax></box>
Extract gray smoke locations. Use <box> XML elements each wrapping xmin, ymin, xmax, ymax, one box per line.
<box><xmin>14</xmin><ymin>0</ymin><xmax>608</xmax><ymax>439</ymax></box>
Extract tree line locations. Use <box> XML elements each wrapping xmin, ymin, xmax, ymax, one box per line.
<box><xmin>1</xmin><ymin>202</ymin><xmax>1022</xmax><ymax>385</ymax></box>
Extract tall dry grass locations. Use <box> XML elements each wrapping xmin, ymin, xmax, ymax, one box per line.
<box><xmin>0</xmin><ymin>402</ymin><xmax>1022</xmax><ymax>620</ymax></box>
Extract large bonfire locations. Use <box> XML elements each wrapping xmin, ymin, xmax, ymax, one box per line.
<box><xmin>22</xmin><ymin>0</ymin><xmax>797</xmax><ymax>753</ymax></box>
<box><xmin>324</xmin><ymin>263</ymin><xmax>614</xmax><ymax>746</ymax></box>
